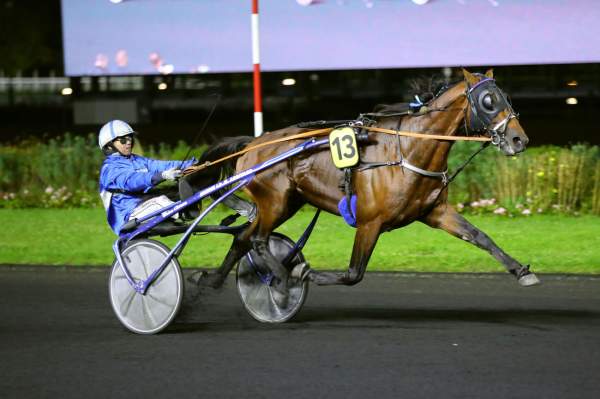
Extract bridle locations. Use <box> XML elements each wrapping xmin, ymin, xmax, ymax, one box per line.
<box><xmin>356</xmin><ymin>76</ymin><xmax>521</xmax><ymax>186</ymax></box>
<box><xmin>464</xmin><ymin>76</ymin><xmax>519</xmax><ymax>148</ymax></box>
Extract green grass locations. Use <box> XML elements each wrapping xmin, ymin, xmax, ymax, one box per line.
<box><xmin>0</xmin><ymin>208</ymin><xmax>599</xmax><ymax>274</ymax></box>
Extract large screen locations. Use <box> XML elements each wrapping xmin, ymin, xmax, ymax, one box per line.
<box><xmin>62</xmin><ymin>0</ymin><xmax>600</xmax><ymax>76</ymax></box>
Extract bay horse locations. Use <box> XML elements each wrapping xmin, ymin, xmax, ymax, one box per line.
<box><xmin>191</xmin><ymin>69</ymin><xmax>539</xmax><ymax>303</ymax></box>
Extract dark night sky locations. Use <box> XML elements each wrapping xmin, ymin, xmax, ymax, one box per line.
<box><xmin>0</xmin><ymin>0</ymin><xmax>63</xmax><ymax>75</ymax></box>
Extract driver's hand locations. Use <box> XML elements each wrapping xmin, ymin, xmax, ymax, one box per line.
<box><xmin>161</xmin><ymin>168</ymin><xmax>183</xmax><ymax>181</ymax></box>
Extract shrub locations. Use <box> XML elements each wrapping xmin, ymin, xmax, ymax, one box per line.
<box><xmin>0</xmin><ymin>134</ymin><xmax>203</xmax><ymax>209</ymax></box>
<box><xmin>1</xmin><ymin>134</ymin><xmax>598</xmax><ymax>215</ymax></box>
<box><xmin>448</xmin><ymin>142</ymin><xmax>600</xmax><ymax>215</ymax></box>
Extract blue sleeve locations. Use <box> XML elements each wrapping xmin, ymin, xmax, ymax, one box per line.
<box><xmin>146</xmin><ymin>157</ymin><xmax>197</xmax><ymax>174</ymax></box>
<box><xmin>100</xmin><ymin>161</ymin><xmax>155</xmax><ymax>193</ymax></box>
<box><xmin>100</xmin><ymin>156</ymin><xmax>197</xmax><ymax>194</ymax></box>
<box><xmin>182</xmin><ymin>157</ymin><xmax>197</xmax><ymax>168</ymax></box>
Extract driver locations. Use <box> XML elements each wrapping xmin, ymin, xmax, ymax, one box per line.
<box><xmin>98</xmin><ymin>120</ymin><xmax>196</xmax><ymax>234</ymax></box>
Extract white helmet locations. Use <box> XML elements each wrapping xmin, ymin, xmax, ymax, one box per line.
<box><xmin>98</xmin><ymin>120</ymin><xmax>135</xmax><ymax>150</ymax></box>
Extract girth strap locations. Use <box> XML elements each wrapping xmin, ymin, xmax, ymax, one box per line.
<box><xmin>358</xmin><ymin>159</ymin><xmax>448</xmax><ymax>185</ymax></box>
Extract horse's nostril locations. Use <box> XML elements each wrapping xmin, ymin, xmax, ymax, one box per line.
<box><xmin>513</xmin><ymin>136</ymin><xmax>523</xmax><ymax>148</ymax></box>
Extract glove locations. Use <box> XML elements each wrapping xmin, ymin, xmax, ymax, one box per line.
<box><xmin>161</xmin><ymin>168</ymin><xmax>183</xmax><ymax>181</ymax></box>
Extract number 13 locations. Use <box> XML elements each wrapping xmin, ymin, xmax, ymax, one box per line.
<box><xmin>332</xmin><ymin>134</ymin><xmax>356</xmax><ymax>160</ymax></box>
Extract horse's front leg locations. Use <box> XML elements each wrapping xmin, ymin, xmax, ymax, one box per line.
<box><xmin>422</xmin><ymin>204</ymin><xmax>540</xmax><ymax>286</ymax></box>
<box><xmin>308</xmin><ymin>220</ymin><xmax>382</xmax><ymax>286</ymax></box>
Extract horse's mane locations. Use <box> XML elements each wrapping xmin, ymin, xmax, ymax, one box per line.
<box><xmin>373</xmin><ymin>75</ymin><xmax>455</xmax><ymax>114</ymax></box>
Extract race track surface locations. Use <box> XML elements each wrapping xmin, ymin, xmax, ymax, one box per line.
<box><xmin>1</xmin><ymin>267</ymin><xmax>599</xmax><ymax>399</ymax></box>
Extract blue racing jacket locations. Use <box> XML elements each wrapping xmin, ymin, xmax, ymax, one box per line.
<box><xmin>99</xmin><ymin>153</ymin><xmax>195</xmax><ymax>235</ymax></box>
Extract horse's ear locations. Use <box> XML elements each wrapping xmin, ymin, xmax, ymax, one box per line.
<box><xmin>485</xmin><ymin>69</ymin><xmax>494</xmax><ymax>79</ymax></box>
<box><xmin>462</xmin><ymin>68</ymin><xmax>479</xmax><ymax>86</ymax></box>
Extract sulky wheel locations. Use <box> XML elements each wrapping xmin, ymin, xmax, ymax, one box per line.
<box><xmin>109</xmin><ymin>239</ymin><xmax>183</xmax><ymax>334</ymax></box>
<box><xmin>236</xmin><ymin>233</ymin><xmax>309</xmax><ymax>323</ymax></box>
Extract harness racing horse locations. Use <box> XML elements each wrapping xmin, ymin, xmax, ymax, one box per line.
<box><xmin>192</xmin><ymin>69</ymin><xmax>540</xmax><ymax>305</ymax></box>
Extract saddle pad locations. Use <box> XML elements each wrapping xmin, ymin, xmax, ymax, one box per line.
<box><xmin>337</xmin><ymin>195</ymin><xmax>357</xmax><ymax>228</ymax></box>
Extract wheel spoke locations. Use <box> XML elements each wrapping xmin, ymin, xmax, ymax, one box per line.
<box><xmin>141</xmin><ymin>245</ymin><xmax>153</xmax><ymax>278</ymax></box>
<box><xmin>147</xmin><ymin>291</ymin><xmax>176</xmax><ymax>308</ymax></box>
<box><xmin>153</xmin><ymin>263</ymin><xmax>173</xmax><ymax>286</ymax></box>
<box><xmin>119</xmin><ymin>288</ymin><xmax>137</xmax><ymax>317</ymax></box>
<box><xmin>127</xmin><ymin>247</ymin><xmax>146</xmax><ymax>279</ymax></box>
<box><xmin>142</xmin><ymin>297</ymin><xmax>159</xmax><ymax>326</ymax></box>
<box><xmin>113</xmin><ymin>273</ymin><xmax>128</xmax><ymax>282</ymax></box>
<box><xmin>247</xmin><ymin>282</ymin><xmax>265</xmax><ymax>304</ymax></box>
<box><xmin>247</xmin><ymin>285</ymin><xmax>269</xmax><ymax>310</ymax></box>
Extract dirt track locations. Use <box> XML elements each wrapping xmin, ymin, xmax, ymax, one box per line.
<box><xmin>1</xmin><ymin>267</ymin><xmax>599</xmax><ymax>399</ymax></box>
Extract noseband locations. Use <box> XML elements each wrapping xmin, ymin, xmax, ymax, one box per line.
<box><xmin>465</xmin><ymin>77</ymin><xmax>519</xmax><ymax>147</ymax></box>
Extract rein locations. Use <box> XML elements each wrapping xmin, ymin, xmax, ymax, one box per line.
<box><xmin>183</xmin><ymin>125</ymin><xmax>490</xmax><ymax>176</ymax></box>
<box><xmin>361</xmin><ymin>126</ymin><xmax>491</xmax><ymax>142</ymax></box>
<box><xmin>183</xmin><ymin>127</ymin><xmax>332</xmax><ymax>175</ymax></box>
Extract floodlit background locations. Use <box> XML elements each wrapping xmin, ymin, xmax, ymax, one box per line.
<box><xmin>62</xmin><ymin>0</ymin><xmax>600</xmax><ymax>75</ymax></box>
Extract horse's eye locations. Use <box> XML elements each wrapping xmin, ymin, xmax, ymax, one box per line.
<box><xmin>480</xmin><ymin>93</ymin><xmax>494</xmax><ymax>111</ymax></box>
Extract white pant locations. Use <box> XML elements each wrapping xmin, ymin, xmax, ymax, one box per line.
<box><xmin>129</xmin><ymin>195</ymin><xmax>178</xmax><ymax>221</ymax></box>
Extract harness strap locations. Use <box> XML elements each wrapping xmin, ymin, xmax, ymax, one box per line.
<box><xmin>360</xmin><ymin>111</ymin><xmax>411</xmax><ymax>118</ymax></box>
<box><xmin>183</xmin><ymin>124</ymin><xmax>491</xmax><ymax>176</ymax></box>
<box><xmin>445</xmin><ymin>141</ymin><xmax>490</xmax><ymax>185</ymax></box>
<box><xmin>343</xmin><ymin>168</ymin><xmax>354</xmax><ymax>215</ymax></box>
<box><xmin>296</xmin><ymin>119</ymin><xmax>355</xmax><ymax>128</ymax></box>
<box><xmin>358</xmin><ymin>141</ymin><xmax>489</xmax><ymax>187</ymax></box>
<box><xmin>402</xmin><ymin>160</ymin><xmax>448</xmax><ymax>184</ymax></box>
<box><xmin>358</xmin><ymin>159</ymin><xmax>449</xmax><ymax>185</ymax></box>
<box><xmin>183</xmin><ymin>127</ymin><xmax>334</xmax><ymax>175</ymax></box>
<box><xmin>362</xmin><ymin>126</ymin><xmax>491</xmax><ymax>142</ymax></box>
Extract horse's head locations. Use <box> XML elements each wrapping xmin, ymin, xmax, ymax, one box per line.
<box><xmin>463</xmin><ymin>69</ymin><xmax>528</xmax><ymax>155</ymax></box>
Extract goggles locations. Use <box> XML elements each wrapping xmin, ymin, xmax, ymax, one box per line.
<box><xmin>114</xmin><ymin>135</ymin><xmax>134</xmax><ymax>145</ymax></box>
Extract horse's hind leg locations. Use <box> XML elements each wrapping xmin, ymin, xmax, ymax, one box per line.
<box><xmin>250</xmin><ymin>210</ymin><xmax>295</xmax><ymax>289</ymax></box>
<box><xmin>308</xmin><ymin>220</ymin><xmax>382</xmax><ymax>286</ymax></box>
<box><xmin>206</xmin><ymin>200</ymin><xmax>297</xmax><ymax>290</ymax></box>
<box><xmin>243</xmin><ymin>187</ymin><xmax>308</xmax><ymax>306</ymax></box>
<box><xmin>193</xmin><ymin>226</ymin><xmax>254</xmax><ymax>289</ymax></box>
<box><xmin>422</xmin><ymin>203</ymin><xmax>540</xmax><ymax>286</ymax></box>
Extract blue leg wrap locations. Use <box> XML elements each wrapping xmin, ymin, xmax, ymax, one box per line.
<box><xmin>337</xmin><ymin>195</ymin><xmax>357</xmax><ymax>228</ymax></box>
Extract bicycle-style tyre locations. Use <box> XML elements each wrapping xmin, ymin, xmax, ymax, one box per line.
<box><xmin>109</xmin><ymin>239</ymin><xmax>183</xmax><ymax>334</ymax></box>
<box><xmin>236</xmin><ymin>233</ymin><xmax>309</xmax><ymax>323</ymax></box>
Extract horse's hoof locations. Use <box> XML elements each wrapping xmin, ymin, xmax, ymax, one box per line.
<box><xmin>290</xmin><ymin>262</ymin><xmax>311</xmax><ymax>281</ymax></box>
<box><xmin>518</xmin><ymin>272</ymin><xmax>541</xmax><ymax>287</ymax></box>
<box><xmin>194</xmin><ymin>271</ymin><xmax>225</xmax><ymax>289</ymax></box>
<box><xmin>187</xmin><ymin>270</ymin><xmax>203</xmax><ymax>284</ymax></box>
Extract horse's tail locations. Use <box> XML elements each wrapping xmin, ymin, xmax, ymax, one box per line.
<box><xmin>184</xmin><ymin>135</ymin><xmax>253</xmax><ymax>201</ymax></box>
<box><xmin>198</xmin><ymin>135</ymin><xmax>253</xmax><ymax>180</ymax></box>
<box><xmin>188</xmin><ymin>136</ymin><xmax>256</xmax><ymax>218</ymax></box>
